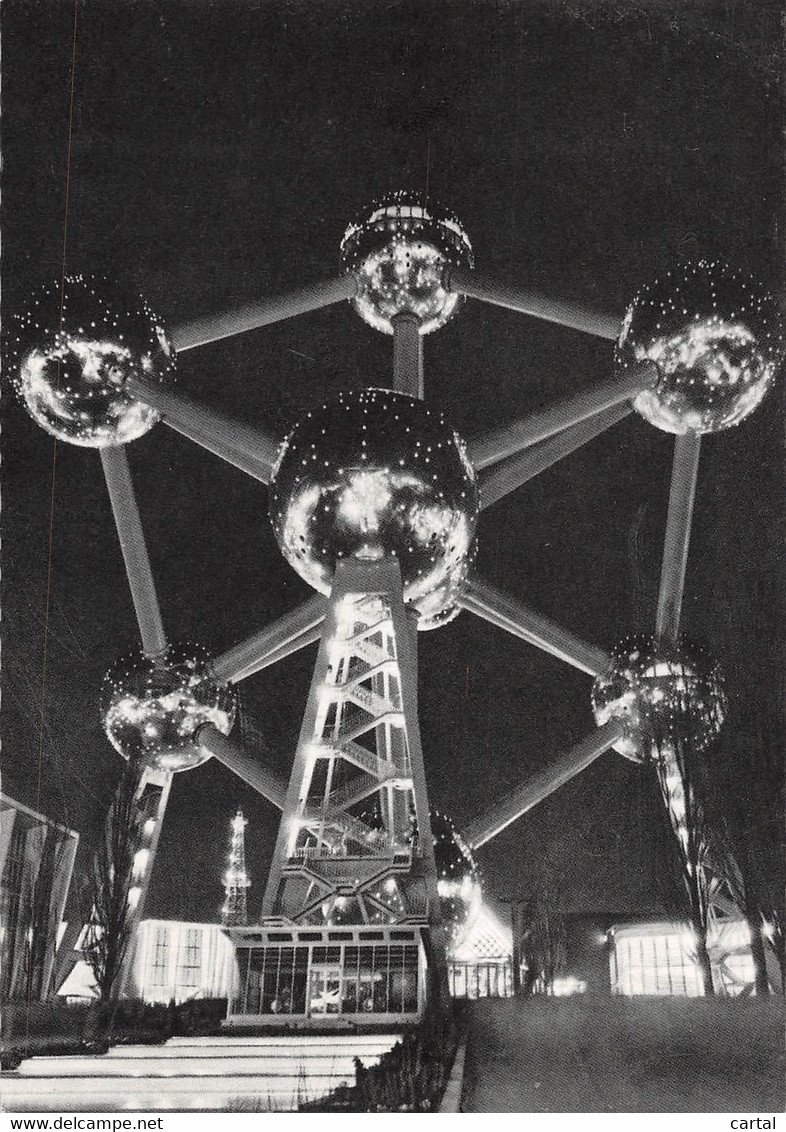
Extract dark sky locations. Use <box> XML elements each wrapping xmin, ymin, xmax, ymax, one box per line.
<box><xmin>3</xmin><ymin>0</ymin><xmax>783</xmax><ymax>925</ymax></box>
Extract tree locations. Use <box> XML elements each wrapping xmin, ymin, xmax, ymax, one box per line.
<box><xmin>699</xmin><ymin>711</ymin><xmax>785</xmax><ymax>995</ymax></box>
<box><xmin>517</xmin><ymin>883</ymin><xmax>567</xmax><ymax>995</ymax></box>
<box><xmin>83</xmin><ymin>759</ymin><xmax>143</xmax><ymax>1004</ymax></box>
<box><xmin>651</xmin><ymin>731</ymin><xmax>718</xmax><ymax>995</ymax></box>
<box><xmin>22</xmin><ymin>831</ymin><xmax>66</xmax><ymax>1001</ymax></box>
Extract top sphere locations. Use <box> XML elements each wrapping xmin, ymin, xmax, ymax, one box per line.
<box><xmin>616</xmin><ymin>261</ymin><xmax>783</xmax><ymax>434</ymax></box>
<box><xmin>340</xmin><ymin>191</ymin><xmax>472</xmax><ymax>335</ymax></box>
<box><xmin>269</xmin><ymin>388</ymin><xmax>478</xmax><ymax>626</ymax></box>
<box><xmin>9</xmin><ymin>274</ymin><xmax>175</xmax><ymax>447</ymax></box>
<box><xmin>591</xmin><ymin>635</ymin><xmax>727</xmax><ymax>764</ymax></box>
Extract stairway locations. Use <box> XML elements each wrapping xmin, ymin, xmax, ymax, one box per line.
<box><xmin>1</xmin><ymin>1032</ymin><xmax>401</xmax><ymax>1112</ymax></box>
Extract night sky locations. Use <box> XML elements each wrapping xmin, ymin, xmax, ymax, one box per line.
<box><xmin>3</xmin><ymin>0</ymin><xmax>783</xmax><ymax>927</ymax></box>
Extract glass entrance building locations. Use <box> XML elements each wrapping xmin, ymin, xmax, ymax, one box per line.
<box><xmin>225</xmin><ymin>924</ymin><xmax>427</xmax><ymax>1025</ymax></box>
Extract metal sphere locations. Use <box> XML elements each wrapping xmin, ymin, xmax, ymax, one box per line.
<box><xmin>432</xmin><ymin>810</ymin><xmax>482</xmax><ymax>948</ymax></box>
<box><xmin>591</xmin><ymin>636</ymin><xmax>727</xmax><ymax>764</ymax></box>
<box><xmin>269</xmin><ymin>388</ymin><xmax>479</xmax><ymax>627</ymax></box>
<box><xmin>9</xmin><ymin>274</ymin><xmax>175</xmax><ymax>447</ymax></box>
<box><xmin>101</xmin><ymin>642</ymin><xmax>236</xmax><ymax>773</ymax></box>
<box><xmin>617</xmin><ymin>261</ymin><xmax>783</xmax><ymax>434</ymax></box>
<box><xmin>340</xmin><ymin>191</ymin><xmax>472</xmax><ymax>335</ymax></box>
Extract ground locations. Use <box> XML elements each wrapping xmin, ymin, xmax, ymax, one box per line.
<box><xmin>461</xmin><ymin>997</ymin><xmax>785</xmax><ymax>1113</ymax></box>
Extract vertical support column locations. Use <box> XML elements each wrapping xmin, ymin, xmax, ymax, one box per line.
<box><xmin>115</xmin><ymin>767</ymin><xmax>173</xmax><ymax>999</ymax></box>
<box><xmin>392</xmin><ymin>313</ymin><xmax>424</xmax><ymax>399</ymax></box>
<box><xmin>388</xmin><ymin>597</ymin><xmax>448</xmax><ymax>1001</ymax></box>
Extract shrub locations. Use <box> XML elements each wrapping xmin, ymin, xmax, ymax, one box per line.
<box><xmin>172</xmin><ymin>997</ymin><xmax>227</xmax><ymax>1036</ymax></box>
<box><xmin>301</xmin><ymin>1003</ymin><xmax>460</xmax><ymax>1112</ymax></box>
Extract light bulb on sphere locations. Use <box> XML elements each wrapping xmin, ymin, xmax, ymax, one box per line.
<box><xmin>340</xmin><ymin>191</ymin><xmax>473</xmax><ymax>335</ymax></box>
<box><xmin>101</xmin><ymin>642</ymin><xmax>236</xmax><ymax>773</ymax></box>
<box><xmin>269</xmin><ymin>388</ymin><xmax>479</xmax><ymax>627</ymax></box>
<box><xmin>617</xmin><ymin>261</ymin><xmax>783</xmax><ymax>434</ymax></box>
<box><xmin>591</xmin><ymin>635</ymin><xmax>727</xmax><ymax>764</ymax></box>
<box><xmin>9</xmin><ymin>274</ymin><xmax>175</xmax><ymax>447</ymax></box>
<box><xmin>431</xmin><ymin>810</ymin><xmax>482</xmax><ymax>947</ymax></box>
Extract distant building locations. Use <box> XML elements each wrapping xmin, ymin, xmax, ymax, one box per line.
<box><xmin>609</xmin><ymin>917</ymin><xmax>760</xmax><ymax>997</ymax></box>
<box><xmin>58</xmin><ymin>919</ymin><xmax>238</xmax><ymax>1004</ymax></box>
<box><xmin>129</xmin><ymin>920</ymin><xmax>237</xmax><ymax>1003</ymax></box>
<box><xmin>0</xmin><ymin>794</ymin><xmax>79</xmax><ymax>1001</ymax></box>
<box><xmin>449</xmin><ymin>901</ymin><xmax>514</xmax><ymax>999</ymax></box>
<box><xmin>448</xmin><ymin>907</ymin><xmax>764</xmax><ymax>1000</ymax></box>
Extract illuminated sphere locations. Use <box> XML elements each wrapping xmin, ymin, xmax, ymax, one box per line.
<box><xmin>269</xmin><ymin>388</ymin><xmax>478</xmax><ymax>627</ymax></box>
<box><xmin>9</xmin><ymin>274</ymin><xmax>175</xmax><ymax>447</ymax></box>
<box><xmin>617</xmin><ymin>261</ymin><xmax>783</xmax><ymax>434</ymax></box>
<box><xmin>591</xmin><ymin>636</ymin><xmax>727</xmax><ymax>765</ymax></box>
<box><xmin>432</xmin><ymin>811</ymin><xmax>482</xmax><ymax>947</ymax></box>
<box><xmin>101</xmin><ymin>643</ymin><xmax>236</xmax><ymax>773</ymax></box>
<box><xmin>340</xmin><ymin>191</ymin><xmax>472</xmax><ymax>335</ymax></box>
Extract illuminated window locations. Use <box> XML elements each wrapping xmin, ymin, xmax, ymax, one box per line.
<box><xmin>612</xmin><ymin>929</ymin><xmax>704</xmax><ymax>996</ymax></box>
<box><xmin>177</xmin><ymin>927</ymin><xmax>202</xmax><ymax>988</ymax></box>
<box><xmin>235</xmin><ymin>941</ymin><xmax>420</xmax><ymax>1017</ymax></box>
<box><xmin>149</xmin><ymin>925</ymin><xmax>169</xmax><ymax>987</ymax></box>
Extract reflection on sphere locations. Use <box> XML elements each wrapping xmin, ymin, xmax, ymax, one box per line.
<box><xmin>269</xmin><ymin>388</ymin><xmax>478</xmax><ymax>627</ymax></box>
<box><xmin>10</xmin><ymin>275</ymin><xmax>174</xmax><ymax>447</ymax></box>
<box><xmin>340</xmin><ymin>191</ymin><xmax>472</xmax><ymax>335</ymax></box>
<box><xmin>591</xmin><ymin>636</ymin><xmax>727</xmax><ymax>764</ymax></box>
<box><xmin>617</xmin><ymin>261</ymin><xmax>783</xmax><ymax>434</ymax></box>
<box><xmin>432</xmin><ymin>810</ymin><xmax>482</xmax><ymax>947</ymax></box>
<box><xmin>101</xmin><ymin>642</ymin><xmax>236</xmax><ymax>773</ymax></box>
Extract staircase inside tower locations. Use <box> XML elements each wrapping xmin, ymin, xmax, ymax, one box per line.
<box><xmin>226</xmin><ymin>558</ymin><xmax>444</xmax><ymax>1025</ymax></box>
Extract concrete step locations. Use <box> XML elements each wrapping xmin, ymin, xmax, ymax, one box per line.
<box><xmin>19</xmin><ymin>1054</ymin><xmax>372</xmax><ymax>1076</ymax></box>
<box><xmin>2</xmin><ymin>1032</ymin><xmax>401</xmax><ymax>1112</ymax></box>
<box><xmin>2</xmin><ymin>1074</ymin><xmax>354</xmax><ymax>1111</ymax></box>
<box><xmin>108</xmin><ymin>1037</ymin><xmax>397</xmax><ymax>1057</ymax></box>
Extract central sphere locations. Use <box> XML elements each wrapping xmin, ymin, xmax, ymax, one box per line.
<box><xmin>9</xmin><ymin>275</ymin><xmax>175</xmax><ymax>447</ymax></box>
<box><xmin>340</xmin><ymin>191</ymin><xmax>472</xmax><ymax>335</ymax></box>
<box><xmin>591</xmin><ymin>636</ymin><xmax>727</xmax><ymax>764</ymax></box>
<box><xmin>101</xmin><ymin>642</ymin><xmax>236</xmax><ymax>773</ymax></box>
<box><xmin>617</xmin><ymin>261</ymin><xmax>783</xmax><ymax>434</ymax></box>
<box><xmin>269</xmin><ymin>389</ymin><xmax>478</xmax><ymax>626</ymax></box>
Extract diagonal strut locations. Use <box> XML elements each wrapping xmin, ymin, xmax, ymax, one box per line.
<box><xmin>100</xmin><ymin>446</ymin><xmax>167</xmax><ymax>658</ymax></box>
<box><xmin>462</xmin><ymin>720</ymin><xmax>625</xmax><ymax>849</ymax></box>
<box><xmin>449</xmin><ymin>264</ymin><xmax>622</xmax><ymax>340</ymax></box>
<box><xmin>126</xmin><ymin>375</ymin><xmax>279</xmax><ymax>483</ymax></box>
<box><xmin>171</xmin><ymin>274</ymin><xmax>357</xmax><ymax>352</ymax></box>
<box><xmin>468</xmin><ymin>362</ymin><xmax>656</xmax><ymax>470</ymax></box>
<box><xmin>211</xmin><ymin>595</ymin><xmax>327</xmax><ymax>683</ymax></box>
<box><xmin>459</xmin><ymin>576</ymin><xmax>610</xmax><ymax>676</ymax></box>
<box><xmin>479</xmin><ymin>401</ymin><xmax>633</xmax><ymax>509</ymax></box>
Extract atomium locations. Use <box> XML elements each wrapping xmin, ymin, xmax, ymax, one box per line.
<box><xmin>617</xmin><ymin>260</ymin><xmax>784</xmax><ymax>435</ymax></box>
<box><xmin>101</xmin><ymin>642</ymin><xmax>237</xmax><ymax>773</ymax></box>
<box><xmin>591</xmin><ymin>635</ymin><xmax>727</xmax><ymax>765</ymax></box>
<box><xmin>340</xmin><ymin>190</ymin><xmax>473</xmax><ymax>335</ymax></box>
<box><xmin>432</xmin><ymin>810</ymin><xmax>482</xmax><ymax>946</ymax></box>
<box><xmin>269</xmin><ymin>387</ymin><xmax>479</xmax><ymax>627</ymax></box>
<box><xmin>9</xmin><ymin>275</ymin><xmax>175</xmax><ymax>448</ymax></box>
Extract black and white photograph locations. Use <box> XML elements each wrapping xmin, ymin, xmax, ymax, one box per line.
<box><xmin>1</xmin><ymin>0</ymin><xmax>784</xmax><ymax>1118</ymax></box>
